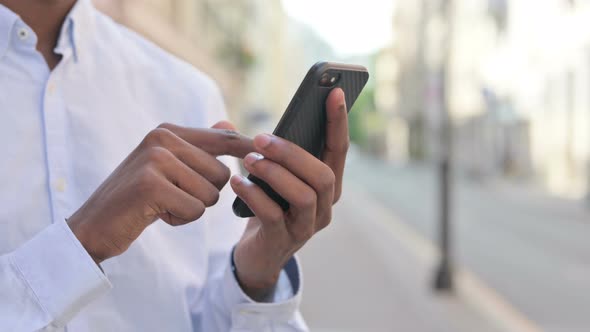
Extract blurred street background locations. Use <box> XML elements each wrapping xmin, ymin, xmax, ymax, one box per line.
<box><xmin>93</xmin><ymin>0</ymin><xmax>590</xmax><ymax>331</ymax></box>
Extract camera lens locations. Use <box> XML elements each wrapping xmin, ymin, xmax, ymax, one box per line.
<box><xmin>320</xmin><ymin>73</ymin><xmax>330</xmax><ymax>86</ymax></box>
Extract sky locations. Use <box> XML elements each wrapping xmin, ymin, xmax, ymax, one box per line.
<box><xmin>281</xmin><ymin>0</ymin><xmax>395</xmax><ymax>57</ymax></box>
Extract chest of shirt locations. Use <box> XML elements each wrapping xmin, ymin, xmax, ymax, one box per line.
<box><xmin>0</xmin><ymin>44</ymin><xmax>211</xmax><ymax>283</ymax></box>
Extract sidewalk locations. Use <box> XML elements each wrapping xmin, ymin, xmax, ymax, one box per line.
<box><xmin>332</xmin><ymin>151</ymin><xmax>590</xmax><ymax>332</ymax></box>
<box><xmin>298</xmin><ymin>183</ymin><xmax>504</xmax><ymax>332</ymax></box>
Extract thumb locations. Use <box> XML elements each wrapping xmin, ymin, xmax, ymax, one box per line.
<box><xmin>211</xmin><ymin>120</ymin><xmax>237</xmax><ymax>131</ymax></box>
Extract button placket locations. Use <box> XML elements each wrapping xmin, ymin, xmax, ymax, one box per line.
<box><xmin>47</xmin><ymin>81</ymin><xmax>56</xmax><ymax>95</ymax></box>
<box><xmin>42</xmin><ymin>72</ymin><xmax>72</xmax><ymax>224</ymax></box>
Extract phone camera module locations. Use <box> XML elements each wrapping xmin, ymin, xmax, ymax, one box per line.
<box><xmin>319</xmin><ymin>72</ymin><xmax>341</xmax><ymax>87</ymax></box>
<box><xmin>320</xmin><ymin>73</ymin><xmax>330</xmax><ymax>86</ymax></box>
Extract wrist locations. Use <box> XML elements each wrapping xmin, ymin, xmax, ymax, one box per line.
<box><xmin>231</xmin><ymin>247</ymin><xmax>279</xmax><ymax>302</ymax></box>
<box><xmin>66</xmin><ymin>216</ymin><xmax>104</xmax><ymax>265</ymax></box>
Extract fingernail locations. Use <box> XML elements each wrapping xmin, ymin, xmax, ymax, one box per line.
<box><xmin>244</xmin><ymin>152</ymin><xmax>264</xmax><ymax>167</ymax></box>
<box><xmin>254</xmin><ymin>134</ymin><xmax>272</xmax><ymax>149</ymax></box>
<box><xmin>230</xmin><ymin>174</ymin><xmax>245</xmax><ymax>186</ymax></box>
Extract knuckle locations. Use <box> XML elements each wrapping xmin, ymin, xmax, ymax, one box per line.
<box><xmin>136</xmin><ymin>167</ymin><xmax>159</xmax><ymax>192</ymax></box>
<box><xmin>211</xmin><ymin>165</ymin><xmax>231</xmax><ymax>188</ymax></box>
<box><xmin>202</xmin><ymin>189</ymin><xmax>220</xmax><ymax>207</ymax></box>
<box><xmin>294</xmin><ymin>189</ymin><xmax>317</xmax><ymax>208</ymax></box>
<box><xmin>190</xmin><ymin>201</ymin><xmax>206</xmax><ymax>221</ymax></box>
<box><xmin>221</xmin><ymin>129</ymin><xmax>240</xmax><ymax>138</ymax></box>
<box><xmin>317</xmin><ymin>213</ymin><xmax>332</xmax><ymax>231</ymax></box>
<box><xmin>331</xmin><ymin>139</ymin><xmax>350</xmax><ymax>154</ymax></box>
<box><xmin>264</xmin><ymin>138</ymin><xmax>289</xmax><ymax>161</ymax></box>
<box><xmin>263</xmin><ymin>208</ymin><xmax>284</xmax><ymax>224</ymax></box>
<box><xmin>167</xmin><ymin>217</ymin><xmax>187</xmax><ymax>227</ymax></box>
<box><xmin>254</xmin><ymin>159</ymin><xmax>271</xmax><ymax>175</ymax></box>
<box><xmin>145</xmin><ymin>146</ymin><xmax>173</xmax><ymax>166</ymax></box>
<box><xmin>157</xmin><ymin>122</ymin><xmax>177</xmax><ymax>131</ymax></box>
<box><xmin>144</xmin><ymin>127</ymin><xmax>174</xmax><ymax>147</ymax></box>
<box><xmin>343</xmin><ymin>138</ymin><xmax>351</xmax><ymax>153</ymax></box>
<box><xmin>217</xmin><ymin>130</ymin><xmax>241</xmax><ymax>151</ymax></box>
<box><xmin>317</xmin><ymin>168</ymin><xmax>336</xmax><ymax>193</ymax></box>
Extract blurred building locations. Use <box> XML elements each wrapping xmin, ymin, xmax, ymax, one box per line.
<box><xmin>93</xmin><ymin>0</ymin><xmax>330</xmax><ymax>135</ymax></box>
<box><xmin>383</xmin><ymin>0</ymin><xmax>590</xmax><ymax>197</ymax></box>
<box><xmin>240</xmin><ymin>5</ymin><xmax>335</xmax><ymax>136</ymax></box>
<box><xmin>386</xmin><ymin>1</ymin><xmax>428</xmax><ymax>160</ymax></box>
<box><xmin>94</xmin><ymin>0</ymin><xmax>247</xmax><ymax>116</ymax></box>
<box><xmin>486</xmin><ymin>0</ymin><xmax>590</xmax><ymax>197</ymax></box>
<box><xmin>374</xmin><ymin>47</ymin><xmax>409</xmax><ymax>161</ymax></box>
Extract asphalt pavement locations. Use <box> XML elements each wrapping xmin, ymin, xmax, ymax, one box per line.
<box><xmin>299</xmin><ymin>152</ymin><xmax>590</xmax><ymax>332</ymax></box>
<box><xmin>298</xmin><ymin>157</ymin><xmax>506</xmax><ymax>331</ymax></box>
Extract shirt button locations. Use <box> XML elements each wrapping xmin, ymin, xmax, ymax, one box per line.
<box><xmin>17</xmin><ymin>28</ymin><xmax>29</xmax><ymax>40</ymax></box>
<box><xmin>47</xmin><ymin>82</ymin><xmax>56</xmax><ymax>94</ymax></box>
<box><xmin>54</xmin><ymin>178</ymin><xmax>67</xmax><ymax>193</ymax></box>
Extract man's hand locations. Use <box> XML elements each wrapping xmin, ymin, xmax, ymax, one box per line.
<box><xmin>230</xmin><ymin>88</ymin><xmax>349</xmax><ymax>300</ymax></box>
<box><xmin>67</xmin><ymin>122</ymin><xmax>254</xmax><ymax>264</ymax></box>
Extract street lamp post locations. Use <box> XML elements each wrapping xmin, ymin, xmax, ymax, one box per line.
<box><xmin>433</xmin><ymin>0</ymin><xmax>454</xmax><ymax>292</ymax></box>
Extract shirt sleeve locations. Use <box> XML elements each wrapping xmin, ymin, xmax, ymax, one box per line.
<box><xmin>194</xmin><ymin>154</ymin><xmax>309</xmax><ymax>332</ymax></box>
<box><xmin>185</xmin><ymin>82</ymin><xmax>307</xmax><ymax>331</ymax></box>
<box><xmin>0</xmin><ymin>219</ymin><xmax>112</xmax><ymax>331</ymax></box>
<box><xmin>200</xmin><ymin>252</ymin><xmax>308</xmax><ymax>332</ymax></box>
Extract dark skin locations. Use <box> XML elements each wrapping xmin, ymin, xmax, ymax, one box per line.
<box><xmin>0</xmin><ymin>0</ymin><xmax>75</xmax><ymax>69</ymax></box>
<box><xmin>4</xmin><ymin>0</ymin><xmax>351</xmax><ymax>303</ymax></box>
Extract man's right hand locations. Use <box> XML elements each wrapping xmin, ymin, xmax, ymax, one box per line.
<box><xmin>67</xmin><ymin>122</ymin><xmax>253</xmax><ymax>264</ymax></box>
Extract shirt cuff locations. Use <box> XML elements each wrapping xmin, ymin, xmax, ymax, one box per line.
<box><xmin>223</xmin><ymin>254</ymin><xmax>303</xmax><ymax>328</ymax></box>
<box><xmin>10</xmin><ymin>219</ymin><xmax>112</xmax><ymax>326</ymax></box>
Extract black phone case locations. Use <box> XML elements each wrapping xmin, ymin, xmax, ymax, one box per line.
<box><xmin>233</xmin><ymin>62</ymin><xmax>369</xmax><ymax>218</ymax></box>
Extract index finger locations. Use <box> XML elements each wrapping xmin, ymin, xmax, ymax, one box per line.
<box><xmin>322</xmin><ymin>88</ymin><xmax>349</xmax><ymax>202</ymax></box>
<box><xmin>158</xmin><ymin>123</ymin><xmax>255</xmax><ymax>158</ymax></box>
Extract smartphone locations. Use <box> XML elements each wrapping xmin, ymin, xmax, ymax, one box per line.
<box><xmin>232</xmin><ymin>61</ymin><xmax>369</xmax><ymax>218</ymax></box>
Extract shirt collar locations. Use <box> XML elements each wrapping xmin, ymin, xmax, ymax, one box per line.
<box><xmin>0</xmin><ymin>4</ymin><xmax>19</xmax><ymax>59</ymax></box>
<box><xmin>55</xmin><ymin>0</ymin><xmax>96</xmax><ymax>63</ymax></box>
<box><xmin>0</xmin><ymin>0</ymin><xmax>95</xmax><ymax>62</ymax></box>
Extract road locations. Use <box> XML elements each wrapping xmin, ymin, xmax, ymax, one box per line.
<box><xmin>298</xmin><ymin>165</ymin><xmax>502</xmax><ymax>332</ymax></box>
<box><xmin>314</xmin><ymin>154</ymin><xmax>590</xmax><ymax>332</ymax></box>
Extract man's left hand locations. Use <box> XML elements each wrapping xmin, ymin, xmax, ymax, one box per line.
<box><xmin>230</xmin><ymin>88</ymin><xmax>349</xmax><ymax>301</ymax></box>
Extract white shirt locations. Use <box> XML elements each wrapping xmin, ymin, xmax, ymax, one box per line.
<box><xmin>0</xmin><ymin>1</ymin><xmax>307</xmax><ymax>331</ymax></box>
